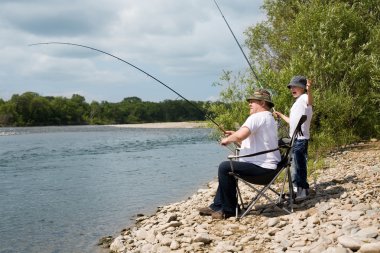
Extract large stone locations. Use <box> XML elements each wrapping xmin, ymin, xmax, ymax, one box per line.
<box><xmin>267</xmin><ymin>217</ymin><xmax>280</xmax><ymax>227</ymax></box>
<box><xmin>239</xmin><ymin>234</ymin><xmax>256</xmax><ymax>244</ymax></box>
<box><xmin>193</xmin><ymin>233</ymin><xmax>212</xmax><ymax>244</ymax></box>
<box><xmin>307</xmin><ymin>242</ymin><xmax>328</xmax><ymax>253</ymax></box>
<box><xmin>156</xmin><ymin>246</ymin><xmax>171</xmax><ymax>253</ymax></box>
<box><xmin>359</xmin><ymin>242</ymin><xmax>380</xmax><ymax>253</ymax></box>
<box><xmin>322</xmin><ymin>247</ymin><xmax>350</xmax><ymax>253</ymax></box>
<box><xmin>140</xmin><ymin>243</ymin><xmax>154</xmax><ymax>253</ymax></box>
<box><xmin>338</xmin><ymin>235</ymin><xmax>363</xmax><ymax>251</ymax></box>
<box><xmin>213</xmin><ymin>241</ymin><xmax>238</xmax><ymax>253</ymax></box>
<box><xmin>355</xmin><ymin>227</ymin><xmax>378</xmax><ymax>239</ymax></box>
<box><xmin>159</xmin><ymin>235</ymin><xmax>172</xmax><ymax>246</ymax></box>
<box><xmin>170</xmin><ymin>240</ymin><xmax>180</xmax><ymax>250</ymax></box>
<box><xmin>352</xmin><ymin>203</ymin><xmax>371</xmax><ymax>211</ymax></box>
<box><xmin>347</xmin><ymin>211</ymin><xmax>364</xmax><ymax>221</ymax></box>
<box><xmin>134</xmin><ymin>228</ymin><xmax>146</xmax><ymax>239</ymax></box>
<box><xmin>307</xmin><ymin>214</ymin><xmax>320</xmax><ymax>225</ymax></box>
<box><xmin>109</xmin><ymin>235</ymin><xmax>125</xmax><ymax>253</ymax></box>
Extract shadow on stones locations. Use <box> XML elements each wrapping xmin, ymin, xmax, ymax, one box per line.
<box><xmin>243</xmin><ymin>174</ymin><xmax>362</xmax><ymax>218</ymax></box>
<box><xmin>329</xmin><ymin>142</ymin><xmax>380</xmax><ymax>154</ymax></box>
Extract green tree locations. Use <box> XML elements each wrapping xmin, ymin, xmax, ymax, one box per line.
<box><xmin>0</xmin><ymin>102</ymin><xmax>16</xmax><ymax>126</ymax></box>
<box><xmin>0</xmin><ymin>93</ymin><xmax>214</xmax><ymax>126</ymax></box>
<box><xmin>50</xmin><ymin>96</ymin><xmax>70</xmax><ymax>125</ymax></box>
<box><xmin>69</xmin><ymin>94</ymin><xmax>89</xmax><ymax>124</ymax></box>
<box><xmin>10</xmin><ymin>92</ymin><xmax>41</xmax><ymax>125</ymax></box>
<box><xmin>29</xmin><ymin>96</ymin><xmax>52</xmax><ymax>125</ymax></box>
<box><xmin>122</xmin><ymin>97</ymin><xmax>142</xmax><ymax>103</ymax></box>
<box><xmin>210</xmin><ymin>0</ymin><xmax>380</xmax><ymax>153</ymax></box>
<box><xmin>87</xmin><ymin>101</ymin><xmax>103</xmax><ymax>124</ymax></box>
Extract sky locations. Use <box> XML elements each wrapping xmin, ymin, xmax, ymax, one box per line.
<box><xmin>0</xmin><ymin>0</ymin><xmax>266</xmax><ymax>103</ymax></box>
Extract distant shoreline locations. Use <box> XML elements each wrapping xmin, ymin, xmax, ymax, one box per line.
<box><xmin>108</xmin><ymin>121</ymin><xmax>208</xmax><ymax>129</ymax></box>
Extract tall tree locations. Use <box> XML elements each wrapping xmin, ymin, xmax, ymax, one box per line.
<box><xmin>211</xmin><ymin>0</ymin><xmax>380</xmax><ymax>152</ymax></box>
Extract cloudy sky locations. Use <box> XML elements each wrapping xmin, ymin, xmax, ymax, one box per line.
<box><xmin>0</xmin><ymin>0</ymin><xmax>265</xmax><ymax>103</ymax></box>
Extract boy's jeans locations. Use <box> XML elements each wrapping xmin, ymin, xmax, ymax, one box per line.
<box><xmin>291</xmin><ymin>139</ymin><xmax>309</xmax><ymax>189</ymax></box>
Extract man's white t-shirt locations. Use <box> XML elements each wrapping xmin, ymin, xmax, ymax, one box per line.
<box><xmin>289</xmin><ymin>94</ymin><xmax>313</xmax><ymax>140</ymax></box>
<box><xmin>239</xmin><ymin>111</ymin><xmax>281</xmax><ymax>170</ymax></box>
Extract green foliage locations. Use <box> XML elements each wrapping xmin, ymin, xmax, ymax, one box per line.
<box><xmin>209</xmin><ymin>70</ymin><xmax>256</xmax><ymax>136</ymax></box>
<box><xmin>0</xmin><ymin>93</ymin><xmax>211</xmax><ymax>127</ymax></box>
<box><xmin>0</xmin><ymin>102</ymin><xmax>16</xmax><ymax>125</ymax></box>
<box><xmin>209</xmin><ymin>0</ymin><xmax>380</xmax><ymax>159</ymax></box>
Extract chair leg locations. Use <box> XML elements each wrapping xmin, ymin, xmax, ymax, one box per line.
<box><xmin>287</xmin><ymin>166</ymin><xmax>294</xmax><ymax>212</ymax></box>
<box><xmin>272</xmin><ymin>167</ymin><xmax>293</xmax><ymax>213</ymax></box>
<box><xmin>277</xmin><ymin>170</ymin><xmax>288</xmax><ymax>204</ymax></box>
<box><xmin>235</xmin><ymin>167</ymin><xmax>295</xmax><ymax>218</ymax></box>
<box><xmin>235</xmin><ymin>178</ymin><xmax>245</xmax><ymax>217</ymax></box>
<box><xmin>237</xmin><ymin>176</ymin><xmax>288</xmax><ymax>218</ymax></box>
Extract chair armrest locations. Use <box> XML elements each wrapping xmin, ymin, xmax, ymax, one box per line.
<box><xmin>228</xmin><ymin>148</ymin><xmax>279</xmax><ymax>160</ymax></box>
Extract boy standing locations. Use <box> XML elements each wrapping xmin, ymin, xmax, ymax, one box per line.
<box><xmin>274</xmin><ymin>76</ymin><xmax>313</xmax><ymax>200</ymax></box>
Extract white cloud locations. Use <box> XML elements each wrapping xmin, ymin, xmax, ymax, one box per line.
<box><xmin>0</xmin><ymin>0</ymin><xmax>266</xmax><ymax>102</ymax></box>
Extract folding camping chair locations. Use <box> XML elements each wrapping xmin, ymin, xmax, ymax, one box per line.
<box><xmin>228</xmin><ymin>115</ymin><xmax>307</xmax><ymax>219</ymax></box>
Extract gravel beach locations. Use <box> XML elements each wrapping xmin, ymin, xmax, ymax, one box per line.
<box><xmin>103</xmin><ymin>140</ymin><xmax>380</xmax><ymax>253</ymax></box>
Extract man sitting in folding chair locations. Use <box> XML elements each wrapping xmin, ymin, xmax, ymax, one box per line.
<box><xmin>198</xmin><ymin>89</ymin><xmax>281</xmax><ymax>219</ymax></box>
<box><xmin>227</xmin><ymin>114</ymin><xmax>307</xmax><ymax>218</ymax></box>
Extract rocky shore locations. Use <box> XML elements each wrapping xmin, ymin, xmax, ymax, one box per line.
<box><xmin>103</xmin><ymin>140</ymin><xmax>380</xmax><ymax>253</ymax></box>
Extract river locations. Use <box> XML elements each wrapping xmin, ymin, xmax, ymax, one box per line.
<box><xmin>0</xmin><ymin>125</ymin><xmax>227</xmax><ymax>253</ymax></box>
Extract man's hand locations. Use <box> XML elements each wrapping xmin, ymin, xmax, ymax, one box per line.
<box><xmin>223</xmin><ymin>130</ymin><xmax>235</xmax><ymax>137</ymax></box>
<box><xmin>220</xmin><ymin>131</ymin><xmax>234</xmax><ymax>146</ymax></box>
<box><xmin>220</xmin><ymin>137</ymin><xmax>229</xmax><ymax>146</ymax></box>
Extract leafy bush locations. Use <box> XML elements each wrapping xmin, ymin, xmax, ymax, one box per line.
<box><xmin>209</xmin><ymin>0</ymin><xmax>380</xmax><ymax>161</ymax></box>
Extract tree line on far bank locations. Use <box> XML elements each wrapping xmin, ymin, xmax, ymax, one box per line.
<box><xmin>0</xmin><ymin>92</ymin><xmax>214</xmax><ymax>127</ymax></box>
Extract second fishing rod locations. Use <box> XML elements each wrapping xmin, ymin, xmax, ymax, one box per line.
<box><xmin>213</xmin><ymin>0</ymin><xmax>263</xmax><ymax>88</ymax></box>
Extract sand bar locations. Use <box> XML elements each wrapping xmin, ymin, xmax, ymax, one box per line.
<box><xmin>108</xmin><ymin>121</ymin><xmax>208</xmax><ymax>128</ymax></box>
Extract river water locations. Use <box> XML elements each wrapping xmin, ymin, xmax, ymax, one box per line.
<box><xmin>0</xmin><ymin>126</ymin><xmax>227</xmax><ymax>253</ymax></box>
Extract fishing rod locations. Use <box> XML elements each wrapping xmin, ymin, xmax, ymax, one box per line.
<box><xmin>29</xmin><ymin>42</ymin><xmax>226</xmax><ymax>134</ymax></box>
<box><xmin>212</xmin><ymin>1</ymin><xmax>284</xmax><ymax>149</ymax></box>
<box><xmin>212</xmin><ymin>0</ymin><xmax>263</xmax><ymax>86</ymax></box>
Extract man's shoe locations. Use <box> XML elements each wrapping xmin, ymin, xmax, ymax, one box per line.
<box><xmin>211</xmin><ymin>210</ymin><xmax>224</xmax><ymax>220</ymax></box>
<box><xmin>211</xmin><ymin>210</ymin><xmax>235</xmax><ymax>220</ymax></box>
<box><xmin>198</xmin><ymin>207</ymin><xmax>214</xmax><ymax>216</ymax></box>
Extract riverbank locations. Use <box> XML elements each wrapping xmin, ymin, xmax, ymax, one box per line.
<box><xmin>109</xmin><ymin>122</ymin><xmax>208</xmax><ymax>129</ymax></box>
<box><xmin>104</xmin><ymin>140</ymin><xmax>380</xmax><ymax>253</ymax></box>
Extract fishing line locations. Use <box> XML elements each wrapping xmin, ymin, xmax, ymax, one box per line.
<box><xmin>29</xmin><ymin>42</ymin><xmax>226</xmax><ymax>133</ymax></box>
<box><xmin>212</xmin><ymin>0</ymin><xmax>263</xmax><ymax>87</ymax></box>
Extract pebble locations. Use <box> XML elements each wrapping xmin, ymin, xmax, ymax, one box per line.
<box><xmin>107</xmin><ymin>141</ymin><xmax>380</xmax><ymax>252</ymax></box>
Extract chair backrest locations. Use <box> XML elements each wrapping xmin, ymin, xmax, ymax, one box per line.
<box><xmin>279</xmin><ymin>115</ymin><xmax>307</xmax><ymax>165</ymax></box>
